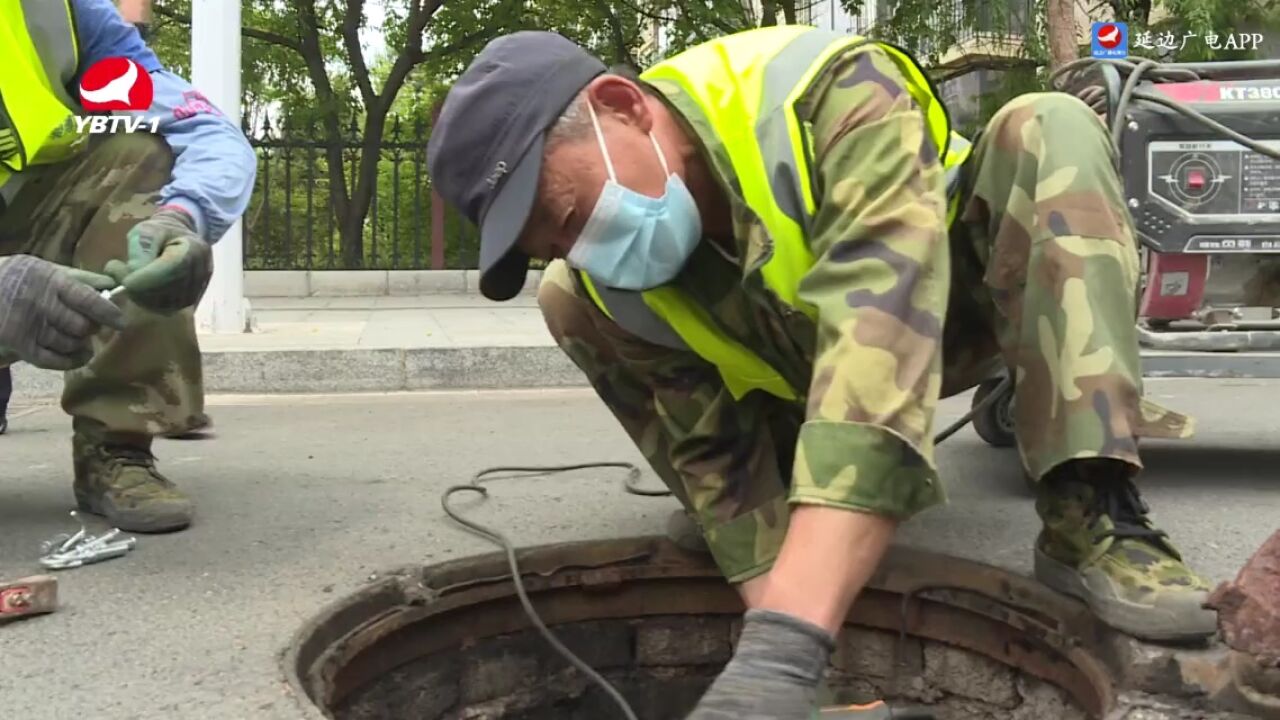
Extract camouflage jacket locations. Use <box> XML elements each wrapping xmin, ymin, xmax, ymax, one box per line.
<box><xmin>620</xmin><ymin>42</ymin><xmax>955</xmax><ymax>574</ymax></box>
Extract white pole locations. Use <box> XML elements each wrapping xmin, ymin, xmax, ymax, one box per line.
<box><xmin>190</xmin><ymin>0</ymin><xmax>248</xmax><ymax>333</ymax></box>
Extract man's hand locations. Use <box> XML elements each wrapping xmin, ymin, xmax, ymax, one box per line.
<box><xmin>686</xmin><ymin>609</ymin><xmax>835</xmax><ymax>720</ymax></box>
<box><xmin>105</xmin><ymin>207</ymin><xmax>213</xmax><ymax>314</ymax></box>
<box><xmin>0</xmin><ymin>255</ymin><xmax>126</xmax><ymax>370</ymax></box>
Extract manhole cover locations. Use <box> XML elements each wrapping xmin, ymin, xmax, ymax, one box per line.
<box><xmin>285</xmin><ymin>538</ymin><xmax>1265</xmax><ymax>720</ymax></box>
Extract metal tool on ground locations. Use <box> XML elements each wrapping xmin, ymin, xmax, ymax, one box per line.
<box><xmin>443</xmin><ymin>464</ymin><xmax>937</xmax><ymax>720</ymax></box>
<box><xmin>0</xmin><ymin>575</ymin><xmax>58</xmax><ymax>622</ymax></box>
<box><xmin>39</xmin><ymin>511</ymin><xmax>138</xmax><ymax>570</ymax></box>
<box><xmin>818</xmin><ymin>701</ymin><xmax>935</xmax><ymax>718</ymax></box>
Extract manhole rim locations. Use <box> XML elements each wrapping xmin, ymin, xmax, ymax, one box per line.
<box><xmin>282</xmin><ymin>537</ymin><xmax>1119</xmax><ymax>719</ymax></box>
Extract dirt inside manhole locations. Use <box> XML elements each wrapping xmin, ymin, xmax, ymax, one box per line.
<box><xmin>288</xmin><ymin>539</ymin><xmax>1126</xmax><ymax>719</ymax></box>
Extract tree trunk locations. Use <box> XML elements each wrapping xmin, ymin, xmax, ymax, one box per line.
<box><xmin>781</xmin><ymin>0</ymin><xmax>798</xmax><ymax>24</ymax></box>
<box><xmin>760</xmin><ymin>0</ymin><xmax>778</xmax><ymax>26</ymax></box>
<box><xmin>155</xmin><ymin>0</ymin><xmax>492</xmax><ymax>270</ymax></box>
<box><xmin>1046</xmin><ymin>0</ymin><xmax>1078</xmax><ymax>70</ymax></box>
<box><xmin>597</xmin><ymin>0</ymin><xmax>635</xmax><ymax>66</ymax></box>
<box><xmin>343</xmin><ymin>101</ymin><xmax>395</xmax><ymax>268</ymax></box>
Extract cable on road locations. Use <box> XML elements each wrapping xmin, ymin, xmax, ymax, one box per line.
<box><xmin>442</xmin><ymin>462</ymin><xmax>651</xmax><ymax>720</ymax></box>
<box><xmin>438</xmin><ymin>384</ymin><xmax>1020</xmax><ymax>719</ymax></box>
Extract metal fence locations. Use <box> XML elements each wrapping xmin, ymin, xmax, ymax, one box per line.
<box><xmin>243</xmin><ymin>114</ymin><xmax>480</xmax><ymax>271</ymax></box>
<box><xmin>890</xmin><ymin>0</ymin><xmax>1036</xmax><ymax>59</ymax></box>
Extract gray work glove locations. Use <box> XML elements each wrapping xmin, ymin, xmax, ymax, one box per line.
<box><xmin>105</xmin><ymin>207</ymin><xmax>213</xmax><ymax>314</ymax></box>
<box><xmin>686</xmin><ymin>609</ymin><xmax>836</xmax><ymax>720</ymax></box>
<box><xmin>0</xmin><ymin>255</ymin><xmax>126</xmax><ymax>370</ymax></box>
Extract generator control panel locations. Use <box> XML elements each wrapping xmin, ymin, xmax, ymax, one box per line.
<box><xmin>1121</xmin><ymin>79</ymin><xmax>1280</xmax><ymax>254</ymax></box>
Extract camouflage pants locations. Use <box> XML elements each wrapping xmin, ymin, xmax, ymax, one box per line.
<box><xmin>540</xmin><ymin>91</ymin><xmax>1171</xmax><ymax>581</ymax></box>
<box><xmin>946</xmin><ymin>92</ymin><xmax>1188</xmax><ymax>481</ymax></box>
<box><xmin>0</xmin><ymin>132</ymin><xmax>205</xmax><ymax>436</ymax></box>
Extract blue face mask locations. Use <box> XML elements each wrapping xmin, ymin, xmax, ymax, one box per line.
<box><xmin>565</xmin><ymin>102</ymin><xmax>702</xmax><ymax>291</ymax></box>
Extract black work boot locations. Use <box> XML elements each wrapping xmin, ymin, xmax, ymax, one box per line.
<box><xmin>1034</xmin><ymin>460</ymin><xmax>1215</xmax><ymax>641</ymax></box>
<box><xmin>72</xmin><ymin>419</ymin><xmax>194</xmax><ymax>533</ymax></box>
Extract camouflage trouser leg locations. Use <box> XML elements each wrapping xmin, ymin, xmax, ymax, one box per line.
<box><xmin>954</xmin><ymin>92</ymin><xmax>1152</xmax><ymax>481</ymax></box>
<box><xmin>0</xmin><ymin>133</ymin><xmax>205</xmax><ymax>436</ymax></box>
<box><xmin>538</xmin><ymin>260</ymin><xmax>801</xmax><ymax>582</ymax></box>
<box><xmin>537</xmin><ymin>262</ymin><xmax>697</xmax><ymax>510</ymax></box>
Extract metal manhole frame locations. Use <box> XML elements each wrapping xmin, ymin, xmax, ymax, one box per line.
<box><xmin>282</xmin><ymin>538</ymin><xmax>1120</xmax><ymax>719</ymax></box>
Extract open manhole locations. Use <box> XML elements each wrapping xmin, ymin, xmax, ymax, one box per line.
<box><xmin>286</xmin><ymin>538</ymin><xmax>1141</xmax><ymax>719</ymax></box>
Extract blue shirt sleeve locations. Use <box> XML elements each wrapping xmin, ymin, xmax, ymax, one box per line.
<box><xmin>71</xmin><ymin>0</ymin><xmax>257</xmax><ymax>244</ymax></box>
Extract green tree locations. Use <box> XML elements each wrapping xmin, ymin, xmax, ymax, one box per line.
<box><xmin>153</xmin><ymin>0</ymin><xmax>506</xmax><ymax>268</ymax></box>
<box><xmin>851</xmin><ymin>0</ymin><xmax>1280</xmax><ymax>132</ymax></box>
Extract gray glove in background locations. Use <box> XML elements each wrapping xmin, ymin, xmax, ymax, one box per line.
<box><xmin>0</xmin><ymin>255</ymin><xmax>126</xmax><ymax>370</ymax></box>
<box><xmin>686</xmin><ymin>609</ymin><xmax>836</xmax><ymax>720</ymax></box>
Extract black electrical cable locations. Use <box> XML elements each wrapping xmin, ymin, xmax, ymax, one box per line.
<box><xmin>931</xmin><ymin>375</ymin><xmax>1013</xmax><ymax>446</ymax></box>
<box><xmin>439</xmin><ymin>383</ymin><xmax>1012</xmax><ymax>720</ymax></box>
<box><xmin>1050</xmin><ymin>56</ymin><xmax>1280</xmax><ymax>163</ymax></box>
<box><xmin>441</xmin><ymin>462</ymin><xmax>649</xmax><ymax>720</ymax></box>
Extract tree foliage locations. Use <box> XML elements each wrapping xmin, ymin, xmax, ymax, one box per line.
<box><xmin>143</xmin><ymin>0</ymin><xmax>1277</xmax><ymax>270</ymax></box>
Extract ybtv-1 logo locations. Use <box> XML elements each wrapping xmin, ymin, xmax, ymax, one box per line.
<box><xmin>75</xmin><ymin>57</ymin><xmax>159</xmax><ymax>134</ymax></box>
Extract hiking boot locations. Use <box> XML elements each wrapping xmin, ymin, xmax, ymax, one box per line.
<box><xmin>1034</xmin><ymin>460</ymin><xmax>1216</xmax><ymax>642</ymax></box>
<box><xmin>73</xmin><ymin>423</ymin><xmax>194</xmax><ymax>533</ymax></box>
<box><xmin>666</xmin><ymin>509</ymin><xmax>710</xmax><ymax>554</ymax></box>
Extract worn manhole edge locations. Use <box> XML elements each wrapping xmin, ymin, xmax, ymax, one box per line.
<box><xmin>280</xmin><ymin>538</ymin><xmax>1121</xmax><ymax>720</ymax></box>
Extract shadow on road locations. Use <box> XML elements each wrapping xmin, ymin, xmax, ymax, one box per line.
<box><xmin>1138</xmin><ymin>443</ymin><xmax>1280</xmax><ymax>492</ymax></box>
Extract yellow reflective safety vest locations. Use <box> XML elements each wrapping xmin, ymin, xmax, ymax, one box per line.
<box><xmin>0</xmin><ymin>0</ymin><xmax>88</xmax><ymax>191</ymax></box>
<box><xmin>576</xmin><ymin>25</ymin><xmax>970</xmax><ymax>403</ymax></box>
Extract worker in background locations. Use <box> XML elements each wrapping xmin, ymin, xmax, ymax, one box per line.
<box><xmin>0</xmin><ymin>0</ymin><xmax>256</xmax><ymax>531</ymax></box>
<box><xmin>429</xmin><ymin>28</ymin><xmax>1217</xmax><ymax>718</ymax></box>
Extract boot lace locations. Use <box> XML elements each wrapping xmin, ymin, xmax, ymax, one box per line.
<box><xmin>100</xmin><ymin>443</ymin><xmax>171</xmax><ymax>490</ymax></box>
<box><xmin>1090</xmin><ymin>475</ymin><xmax>1175</xmax><ymax>554</ymax></box>
<box><xmin>103</xmin><ymin>444</ymin><xmax>156</xmax><ymax>467</ymax></box>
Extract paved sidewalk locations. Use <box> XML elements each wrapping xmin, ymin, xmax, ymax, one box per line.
<box><xmin>201</xmin><ymin>296</ymin><xmax>551</xmax><ymax>352</ymax></box>
<box><xmin>14</xmin><ymin>295</ymin><xmax>580</xmax><ymax>398</ymax></box>
<box><xmin>12</xmin><ymin>294</ymin><xmax>1280</xmax><ymax>399</ymax></box>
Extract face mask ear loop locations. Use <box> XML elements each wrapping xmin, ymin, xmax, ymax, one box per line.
<box><xmin>586</xmin><ymin>101</ymin><xmax>618</xmax><ymax>183</ymax></box>
<box><xmin>649</xmin><ymin>132</ymin><xmax>672</xmax><ymax>177</ymax></box>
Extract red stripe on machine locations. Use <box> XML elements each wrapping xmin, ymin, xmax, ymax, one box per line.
<box><xmin>1150</xmin><ymin>82</ymin><xmax>1224</xmax><ymax>103</ymax></box>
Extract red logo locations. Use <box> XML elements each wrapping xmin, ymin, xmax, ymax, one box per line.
<box><xmin>1096</xmin><ymin>23</ymin><xmax>1122</xmax><ymax>49</ymax></box>
<box><xmin>79</xmin><ymin>57</ymin><xmax>153</xmax><ymax>111</ymax></box>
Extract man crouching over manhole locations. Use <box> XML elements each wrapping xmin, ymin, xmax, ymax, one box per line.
<box><xmin>428</xmin><ymin>27</ymin><xmax>1215</xmax><ymax>718</ymax></box>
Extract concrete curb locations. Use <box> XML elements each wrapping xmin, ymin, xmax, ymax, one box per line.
<box><xmin>11</xmin><ymin>345</ymin><xmax>585</xmax><ymax>399</ymax></box>
<box><xmin>245</xmin><ymin>270</ymin><xmax>544</xmax><ymax>298</ymax></box>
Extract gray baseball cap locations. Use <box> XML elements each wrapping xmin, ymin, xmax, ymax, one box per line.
<box><xmin>427</xmin><ymin>32</ymin><xmax>606</xmax><ymax>301</ymax></box>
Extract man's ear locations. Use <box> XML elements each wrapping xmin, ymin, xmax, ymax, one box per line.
<box><xmin>586</xmin><ymin>75</ymin><xmax>652</xmax><ymax>133</ymax></box>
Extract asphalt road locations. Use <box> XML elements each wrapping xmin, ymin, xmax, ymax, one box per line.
<box><xmin>1</xmin><ymin>380</ymin><xmax>1276</xmax><ymax>719</ymax></box>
